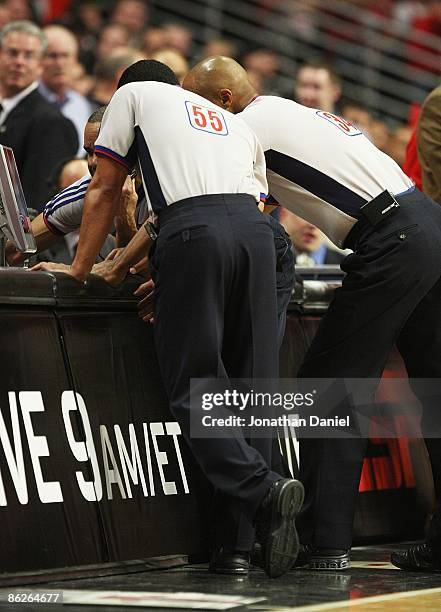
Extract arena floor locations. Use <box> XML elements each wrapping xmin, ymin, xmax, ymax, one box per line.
<box><xmin>2</xmin><ymin>543</ymin><xmax>441</xmax><ymax>610</ymax></box>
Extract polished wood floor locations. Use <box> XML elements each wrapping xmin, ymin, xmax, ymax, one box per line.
<box><xmin>2</xmin><ymin>544</ymin><xmax>441</xmax><ymax>610</ymax></box>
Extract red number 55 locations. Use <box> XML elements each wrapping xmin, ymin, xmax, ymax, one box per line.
<box><xmin>186</xmin><ymin>101</ymin><xmax>228</xmax><ymax>135</ymax></box>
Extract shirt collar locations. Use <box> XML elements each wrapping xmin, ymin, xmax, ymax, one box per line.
<box><xmin>246</xmin><ymin>95</ymin><xmax>262</xmax><ymax>109</ymax></box>
<box><xmin>1</xmin><ymin>81</ymin><xmax>39</xmax><ymax>116</ymax></box>
<box><xmin>38</xmin><ymin>80</ymin><xmax>72</xmax><ymax>106</ymax></box>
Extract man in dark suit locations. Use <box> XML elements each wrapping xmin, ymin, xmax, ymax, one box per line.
<box><xmin>0</xmin><ymin>20</ymin><xmax>78</xmax><ymax>211</ymax></box>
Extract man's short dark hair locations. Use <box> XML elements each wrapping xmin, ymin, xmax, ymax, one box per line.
<box><xmin>87</xmin><ymin>105</ymin><xmax>107</xmax><ymax>124</ymax></box>
<box><xmin>94</xmin><ymin>52</ymin><xmax>139</xmax><ymax>81</ymax></box>
<box><xmin>117</xmin><ymin>59</ymin><xmax>179</xmax><ymax>89</ymax></box>
<box><xmin>298</xmin><ymin>59</ymin><xmax>341</xmax><ymax>87</ymax></box>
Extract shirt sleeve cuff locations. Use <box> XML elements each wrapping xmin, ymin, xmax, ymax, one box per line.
<box><xmin>95</xmin><ymin>145</ymin><xmax>131</xmax><ymax>169</ymax></box>
<box><xmin>43</xmin><ymin>214</ymin><xmax>66</xmax><ymax>236</ymax></box>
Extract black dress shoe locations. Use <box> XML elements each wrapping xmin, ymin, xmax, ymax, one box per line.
<box><xmin>293</xmin><ymin>545</ymin><xmax>350</xmax><ymax>570</ymax></box>
<box><xmin>209</xmin><ymin>548</ymin><xmax>250</xmax><ymax>575</ymax></box>
<box><xmin>391</xmin><ymin>543</ymin><xmax>441</xmax><ymax>571</ymax></box>
<box><xmin>255</xmin><ymin>478</ymin><xmax>304</xmax><ymax>578</ymax></box>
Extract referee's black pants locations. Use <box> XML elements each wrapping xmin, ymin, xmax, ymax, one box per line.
<box><xmin>150</xmin><ymin>194</ymin><xmax>281</xmax><ymax>551</ymax></box>
<box><xmin>297</xmin><ymin>188</ymin><xmax>441</xmax><ymax>549</ymax></box>
<box><xmin>268</xmin><ymin>214</ymin><xmax>296</xmax><ymax>479</ymax></box>
<box><xmin>267</xmin><ymin>213</ymin><xmax>295</xmax><ymax>348</ymax></box>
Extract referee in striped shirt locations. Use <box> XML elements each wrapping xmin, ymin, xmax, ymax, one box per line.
<box><xmin>33</xmin><ymin>60</ymin><xmax>304</xmax><ymax>579</ymax></box>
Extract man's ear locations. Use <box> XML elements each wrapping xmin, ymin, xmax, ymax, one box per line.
<box><xmin>332</xmin><ymin>84</ymin><xmax>342</xmax><ymax>104</ymax></box>
<box><xmin>219</xmin><ymin>88</ymin><xmax>233</xmax><ymax>110</ymax></box>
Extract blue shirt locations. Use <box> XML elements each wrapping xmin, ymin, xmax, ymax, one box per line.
<box><xmin>39</xmin><ymin>81</ymin><xmax>94</xmax><ymax>156</ymax></box>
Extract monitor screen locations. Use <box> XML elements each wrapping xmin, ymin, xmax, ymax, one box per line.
<box><xmin>0</xmin><ymin>145</ymin><xmax>36</xmax><ymax>253</ymax></box>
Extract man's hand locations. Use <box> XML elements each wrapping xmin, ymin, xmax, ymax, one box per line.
<box><xmin>90</xmin><ymin>258</ymin><xmax>127</xmax><ymax>286</ymax></box>
<box><xmin>129</xmin><ymin>256</ymin><xmax>149</xmax><ymax>277</ymax></box>
<box><xmin>105</xmin><ymin>247</ymin><xmax>125</xmax><ymax>261</ymax></box>
<box><xmin>119</xmin><ymin>175</ymin><xmax>138</xmax><ymax>217</ymax></box>
<box><xmin>134</xmin><ymin>279</ymin><xmax>155</xmax><ymax>323</ymax></box>
<box><xmin>92</xmin><ymin>246</ymin><xmax>150</xmax><ymax>286</ymax></box>
<box><xmin>115</xmin><ymin>175</ymin><xmax>138</xmax><ymax>246</ymax></box>
<box><xmin>30</xmin><ymin>261</ymin><xmax>84</xmax><ymax>281</ymax></box>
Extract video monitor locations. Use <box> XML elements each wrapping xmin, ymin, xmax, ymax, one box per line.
<box><xmin>0</xmin><ymin>145</ymin><xmax>36</xmax><ymax>253</ymax></box>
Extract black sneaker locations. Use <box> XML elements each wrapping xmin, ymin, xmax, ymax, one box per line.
<box><xmin>308</xmin><ymin>548</ymin><xmax>350</xmax><ymax>570</ymax></box>
<box><xmin>209</xmin><ymin>547</ymin><xmax>250</xmax><ymax>575</ymax></box>
<box><xmin>391</xmin><ymin>543</ymin><xmax>441</xmax><ymax>572</ymax></box>
<box><xmin>255</xmin><ymin>478</ymin><xmax>304</xmax><ymax>578</ymax></box>
<box><xmin>293</xmin><ymin>545</ymin><xmax>350</xmax><ymax>570</ymax></box>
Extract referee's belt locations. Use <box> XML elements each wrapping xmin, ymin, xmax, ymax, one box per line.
<box><xmin>344</xmin><ymin>189</ymin><xmax>401</xmax><ymax>249</ymax></box>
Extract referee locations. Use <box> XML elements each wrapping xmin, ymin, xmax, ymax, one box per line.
<box><xmin>33</xmin><ymin>60</ymin><xmax>304</xmax><ymax>579</ymax></box>
<box><xmin>184</xmin><ymin>56</ymin><xmax>441</xmax><ymax>572</ymax></box>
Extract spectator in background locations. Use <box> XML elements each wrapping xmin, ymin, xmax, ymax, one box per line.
<box><xmin>386</xmin><ymin>123</ymin><xmax>413</xmax><ymax>169</ymax></box>
<box><xmin>69</xmin><ymin>1</ymin><xmax>106</xmax><ymax>73</ymax></box>
<box><xmin>0</xmin><ymin>20</ymin><xmax>78</xmax><ymax>211</ymax></box>
<box><xmin>68</xmin><ymin>1</ymin><xmax>102</xmax><ymax>40</ymax></box>
<box><xmin>370</xmin><ymin>119</ymin><xmax>390</xmax><ymax>153</ymax></box>
<box><xmin>90</xmin><ymin>49</ymin><xmax>142</xmax><ymax>105</ymax></box>
<box><xmin>267</xmin><ymin>0</ymin><xmax>319</xmax><ymax>50</ymax></box>
<box><xmin>162</xmin><ymin>22</ymin><xmax>192</xmax><ymax>58</ymax></box>
<box><xmin>242</xmin><ymin>47</ymin><xmax>282</xmax><ymax>94</ymax></box>
<box><xmin>5</xmin><ymin>0</ymin><xmax>36</xmax><ymax>22</ymax></box>
<box><xmin>70</xmin><ymin>59</ymin><xmax>94</xmax><ymax>97</ymax></box>
<box><xmin>50</xmin><ymin>157</ymin><xmax>89</xmax><ymax>193</ymax></box>
<box><xmin>111</xmin><ymin>0</ymin><xmax>149</xmax><ymax>46</ymax></box>
<box><xmin>295</xmin><ymin>59</ymin><xmax>342</xmax><ymax>112</ymax></box>
<box><xmin>151</xmin><ymin>48</ymin><xmax>188</xmax><ymax>84</ymax></box>
<box><xmin>142</xmin><ymin>26</ymin><xmax>166</xmax><ymax>56</ymax></box>
<box><xmin>72</xmin><ymin>0</ymin><xmax>102</xmax><ymax>36</ymax></box>
<box><xmin>392</xmin><ymin>0</ymin><xmax>427</xmax><ymax>35</ymax></box>
<box><xmin>0</xmin><ymin>2</ymin><xmax>10</xmax><ymax>28</ymax></box>
<box><xmin>417</xmin><ymin>84</ymin><xmax>441</xmax><ymax>203</ymax></box>
<box><xmin>280</xmin><ymin>209</ymin><xmax>344</xmax><ymax>266</ymax></box>
<box><xmin>201</xmin><ymin>38</ymin><xmax>238</xmax><ymax>60</ymax></box>
<box><xmin>341</xmin><ymin>100</ymin><xmax>372</xmax><ymax>138</ymax></box>
<box><xmin>39</xmin><ymin>25</ymin><xmax>95</xmax><ymax>155</ymax></box>
<box><xmin>40</xmin><ymin>0</ymin><xmax>74</xmax><ymax>24</ymax></box>
<box><xmin>95</xmin><ymin>23</ymin><xmax>130</xmax><ymax>65</ymax></box>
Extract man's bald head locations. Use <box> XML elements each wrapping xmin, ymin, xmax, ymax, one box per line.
<box><xmin>183</xmin><ymin>56</ymin><xmax>256</xmax><ymax>113</ymax></box>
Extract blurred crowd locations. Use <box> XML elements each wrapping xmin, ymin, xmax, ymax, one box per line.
<box><xmin>0</xmin><ymin>1</ymin><xmax>422</xmax><ymax>161</ymax></box>
<box><xmin>259</xmin><ymin>0</ymin><xmax>441</xmax><ymax>62</ymax></box>
<box><xmin>0</xmin><ymin>0</ymin><xmax>438</xmax><ymax>264</ymax></box>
